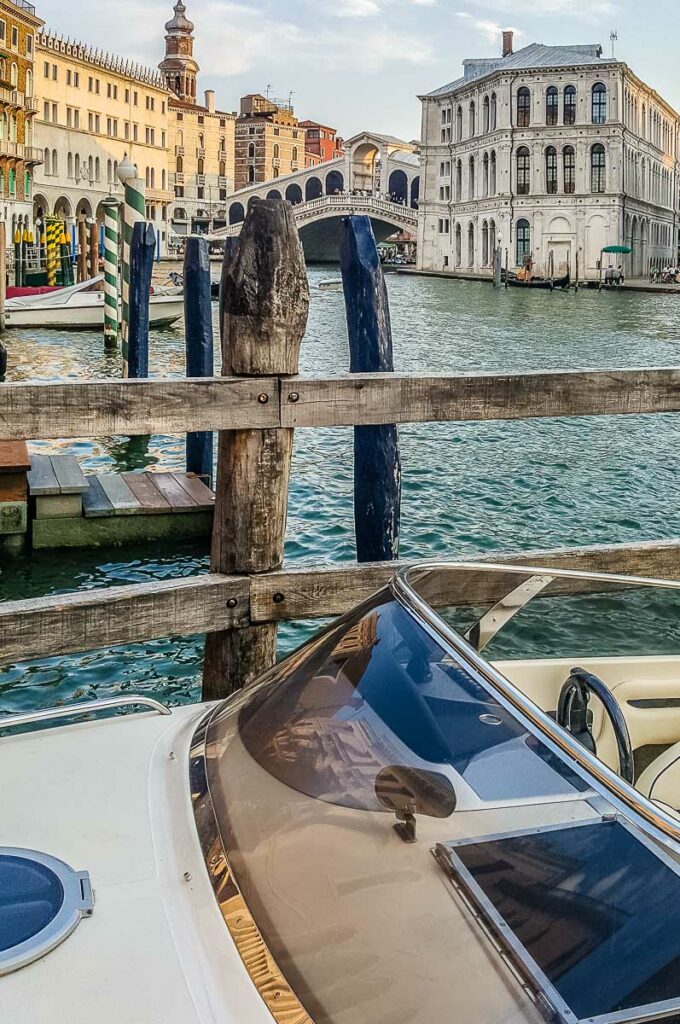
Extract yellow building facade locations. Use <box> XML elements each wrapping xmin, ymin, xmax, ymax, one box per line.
<box><xmin>33</xmin><ymin>31</ymin><xmax>173</xmax><ymax>247</ymax></box>
<box><xmin>234</xmin><ymin>94</ymin><xmax>306</xmax><ymax>190</ymax></box>
<box><xmin>0</xmin><ymin>0</ymin><xmax>42</xmax><ymax>235</ymax></box>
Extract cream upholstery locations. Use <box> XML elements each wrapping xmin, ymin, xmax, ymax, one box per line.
<box><xmin>636</xmin><ymin>742</ymin><xmax>680</xmax><ymax>813</ymax></box>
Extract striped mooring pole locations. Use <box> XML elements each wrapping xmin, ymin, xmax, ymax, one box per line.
<box><xmin>13</xmin><ymin>227</ymin><xmax>21</xmax><ymax>287</ymax></box>
<box><xmin>119</xmin><ymin>162</ymin><xmax>146</xmax><ymax>377</ymax></box>
<box><xmin>46</xmin><ymin>218</ymin><xmax>60</xmax><ymax>286</ymax></box>
<box><xmin>102</xmin><ymin>197</ymin><xmax>120</xmax><ymax>349</ymax></box>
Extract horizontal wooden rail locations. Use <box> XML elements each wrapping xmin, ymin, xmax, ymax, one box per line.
<box><xmin>3</xmin><ymin>538</ymin><xmax>680</xmax><ymax>666</ymax></box>
<box><xmin>2</xmin><ymin>367</ymin><xmax>680</xmax><ymax>440</ymax></box>
<box><xmin>0</xmin><ymin>377</ymin><xmax>279</xmax><ymax>440</ymax></box>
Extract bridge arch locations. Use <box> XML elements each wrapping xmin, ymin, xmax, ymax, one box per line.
<box><xmin>305</xmin><ymin>176</ymin><xmax>323</xmax><ymax>201</ymax></box>
<box><xmin>229</xmin><ymin>202</ymin><xmax>245</xmax><ymax>225</ymax></box>
<box><xmin>325</xmin><ymin>169</ymin><xmax>344</xmax><ymax>194</ymax></box>
<box><xmin>410</xmin><ymin>175</ymin><xmax>420</xmax><ymax>209</ymax></box>
<box><xmin>247</xmin><ymin>195</ymin><xmax>260</xmax><ymax>209</ymax></box>
<box><xmin>351</xmin><ymin>141</ymin><xmax>380</xmax><ymax>191</ymax></box>
<box><xmin>285</xmin><ymin>183</ymin><xmax>303</xmax><ymax>205</ymax></box>
<box><xmin>388</xmin><ymin>169</ymin><xmax>408</xmax><ymax>203</ymax></box>
<box><xmin>267</xmin><ymin>189</ymin><xmax>282</xmax><ymax>200</ymax></box>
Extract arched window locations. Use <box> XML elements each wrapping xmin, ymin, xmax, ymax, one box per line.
<box><xmin>248</xmin><ymin>165</ymin><xmax>255</xmax><ymax>183</ymax></box>
<box><xmin>468</xmin><ymin>155</ymin><xmax>475</xmax><ymax>199</ymax></box>
<box><xmin>219</xmin><ymin>136</ymin><xmax>225</xmax><ymax>151</ymax></box>
<box><xmin>273</xmin><ymin>143</ymin><xmax>279</xmax><ymax>159</ymax></box>
<box><xmin>482</xmin><ymin>95</ymin><xmax>489</xmax><ymax>133</ymax></box>
<box><xmin>516</xmin><ymin>146</ymin><xmax>530</xmax><ymax>194</ymax></box>
<box><xmin>292</xmin><ymin>146</ymin><xmax>298</xmax><ymax>163</ymax></box>
<box><xmin>198</xmin><ymin>133</ymin><xmax>205</xmax><ymax>149</ymax></box>
<box><xmin>545</xmin><ymin>146</ymin><xmax>557</xmax><ymax>194</ymax></box>
<box><xmin>489</xmin><ymin>150</ymin><xmax>496</xmax><ymax>195</ymax></box>
<box><xmin>10</xmin><ymin>62</ymin><xmax>17</xmax><ymax>87</ymax></box>
<box><xmin>516</xmin><ymin>218</ymin><xmax>530</xmax><ymax>266</ymax></box>
<box><xmin>0</xmin><ymin>113</ymin><xmax>5</xmax><ymax>141</ymax></box>
<box><xmin>592</xmin><ymin>83</ymin><xmax>607</xmax><ymax>124</ymax></box>
<box><xmin>177</xmin><ymin>130</ymin><xmax>183</xmax><ymax>146</ymax></box>
<box><xmin>176</xmin><ymin>155</ymin><xmax>183</xmax><ymax>173</ymax></box>
<box><xmin>9</xmin><ymin>114</ymin><xmax>16</xmax><ymax>142</ymax></box>
<box><xmin>8</xmin><ymin>167</ymin><xmax>15</xmax><ymax>195</ymax></box>
<box><xmin>107</xmin><ymin>159</ymin><xmax>112</xmax><ymax>183</ymax></box>
<box><xmin>482</xmin><ymin>151</ymin><xmax>489</xmax><ymax>197</ymax></box>
<box><xmin>145</xmin><ymin>167</ymin><xmax>150</xmax><ymax>188</ymax></box>
<box><xmin>467</xmin><ymin>222</ymin><xmax>474</xmax><ymax>266</ymax></box>
<box><xmin>44</xmin><ymin>148</ymin><xmax>50</xmax><ymax>175</ymax></box>
<box><xmin>94</xmin><ymin>156</ymin><xmax>99</xmax><ymax>181</ymax></box>
<box><xmin>563</xmin><ymin>145</ymin><xmax>575</xmax><ymax>194</ymax></box>
<box><xmin>490</xmin><ymin>92</ymin><xmax>497</xmax><ymax>131</ymax></box>
<box><xmin>68</xmin><ymin>152</ymin><xmax>73</xmax><ymax>178</ymax></box>
<box><xmin>455</xmin><ymin>105</ymin><xmax>462</xmax><ymax>142</ymax></box>
<box><xmin>248</xmin><ymin>142</ymin><xmax>255</xmax><ymax>158</ymax></box>
<box><xmin>219</xmin><ymin>160</ymin><xmax>226</xmax><ymax>177</ymax></box>
<box><xmin>517</xmin><ymin>87</ymin><xmax>531</xmax><ymax>127</ymax></box>
<box><xmin>563</xmin><ymin>85</ymin><xmax>576</xmax><ymax>125</ymax></box>
<box><xmin>150</xmin><ymin>168</ymin><xmax>155</xmax><ymax>188</ymax></box>
<box><xmin>591</xmin><ymin>143</ymin><xmax>606</xmax><ymax>193</ymax></box>
<box><xmin>24</xmin><ymin>171</ymin><xmax>30</xmax><ymax>198</ymax></box>
<box><xmin>455</xmin><ymin>222</ymin><xmax>462</xmax><ymax>266</ymax></box>
<box><xmin>88</xmin><ymin>155</ymin><xmax>93</xmax><ymax>180</ymax></box>
<box><xmin>162</xmin><ymin>169</ymin><xmax>166</xmax><ymax>189</ymax></box>
<box><xmin>482</xmin><ymin>220</ymin><xmax>489</xmax><ymax>265</ymax></box>
<box><xmin>197</xmin><ymin>158</ymin><xmax>204</xmax><ymax>175</ymax></box>
<box><xmin>25</xmin><ymin>69</ymin><xmax>32</xmax><ymax>97</ymax></box>
<box><xmin>490</xmin><ymin>219</ymin><xmax>496</xmax><ymax>256</ymax></box>
<box><xmin>455</xmin><ymin>158</ymin><xmax>462</xmax><ymax>201</ymax></box>
<box><xmin>468</xmin><ymin>101</ymin><xmax>475</xmax><ymax>137</ymax></box>
<box><xmin>546</xmin><ymin>86</ymin><xmax>558</xmax><ymax>126</ymax></box>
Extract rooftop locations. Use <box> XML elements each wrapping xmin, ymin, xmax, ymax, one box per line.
<box><xmin>427</xmin><ymin>42</ymin><xmax>612</xmax><ymax>97</ymax></box>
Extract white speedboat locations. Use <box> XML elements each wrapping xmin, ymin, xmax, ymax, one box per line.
<box><xmin>5</xmin><ymin>276</ymin><xmax>184</xmax><ymax>330</ymax></box>
<box><xmin>5</xmin><ymin>562</ymin><xmax>680</xmax><ymax>1023</ymax></box>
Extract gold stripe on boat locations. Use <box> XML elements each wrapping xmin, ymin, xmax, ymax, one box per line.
<box><xmin>207</xmin><ymin>836</ymin><xmax>313</xmax><ymax>1024</ymax></box>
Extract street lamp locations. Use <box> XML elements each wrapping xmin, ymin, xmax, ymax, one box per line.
<box><xmin>117</xmin><ymin>156</ymin><xmax>135</xmax><ymax>186</ymax></box>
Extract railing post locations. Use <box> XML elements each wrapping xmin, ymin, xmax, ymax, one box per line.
<box><xmin>202</xmin><ymin>199</ymin><xmax>309</xmax><ymax>699</ymax></box>
<box><xmin>127</xmin><ymin>222</ymin><xmax>155</xmax><ymax>379</ymax></box>
<box><xmin>340</xmin><ymin>215</ymin><xmax>401</xmax><ymax>561</ymax></box>
<box><xmin>183</xmin><ymin>235</ymin><xmax>214</xmax><ymax>484</ymax></box>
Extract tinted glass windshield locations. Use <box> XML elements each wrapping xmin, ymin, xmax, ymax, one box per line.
<box><xmin>235</xmin><ymin>595</ymin><xmax>583</xmax><ymax>807</ymax></box>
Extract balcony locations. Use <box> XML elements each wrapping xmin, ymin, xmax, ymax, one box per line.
<box><xmin>218</xmin><ymin>176</ymin><xmax>227</xmax><ymax>187</ymax></box>
<box><xmin>291</xmin><ymin>161</ymin><xmax>299</xmax><ymax>171</ymax></box>
<box><xmin>196</xmin><ymin>174</ymin><xmax>206</xmax><ymax>185</ymax></box>
<box><xmin>272</xmin><ymin>157</ymin><xmax>280</xmax><ymax>168</ymax></box>
<box><xmin>173</xmin><ymin>172</ymin><xmax>184</xmax><ymax>184</ymax></box>
<box><xmin>218</xmin><ymin>148</ymin><xmax>227</xmax><ymax>160</ymax></box>
<box><xmin>0</xmin><ymin>140</ymin><xmax>42</xmax><ymax>164</ymax></box>
<box><xmin>196</xmin><ymin>147</ymin><xmax>205</xmax><ymax>159</ymax></box>
<box><xmin>175</xmin><ymin>145</ymin><xmax>184</xmax><ymax>157</ymax></box>
<box><xmin>0</xmin><ymin>87</ymin><xmax>24</xmax><ymax>109</ymax></box>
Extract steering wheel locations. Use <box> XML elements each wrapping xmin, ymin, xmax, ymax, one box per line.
<box><xmin>557</xmin><ymin>667</ymin><xmax>635</xmax><ymax>784</ymax></box>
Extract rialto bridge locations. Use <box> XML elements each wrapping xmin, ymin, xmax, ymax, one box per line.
<box><xmin>210</xmin><ymin>131</ymin><xmax>421</xmax><ymax>261</ymax></box>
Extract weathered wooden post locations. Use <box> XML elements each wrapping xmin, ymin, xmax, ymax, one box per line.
<box><xmin>504</xmin><ymin>247</ymin><xmax>509</xmax><ymax>289</ymax></box>
<box><xmin>127</xmin><ymin>222</ymin><xmax>155</xmax><ymax>379</ymax></box>
<box><xmin>340</xmin><ymin>215</ymin><xmax>401</xmax><ymax>562</ymax></box>
<box><xmin>89</xmin><ymin>220</ymin><xmax>99</xmax><ymax>280</ymax></box>
<box><xmin>493</xmin><ymin>245</ymin><xmax>502</xmax><ymax>288</ymax></box>
<box><xmin>575</xmin><ymin>250</ymin><xmax>580</xmax><ymax>292</ymax></box>
<box><xmin>202</xmin><ymin>199</ymin><xmax>309</xmax><ymax>699</ymax></box>
<box><xmin>184</xmin><ymin>235</ymin><xmax>214</xmax><ymax>484</ymax></box>
<box><xmin>77</xmin><ymin>219</ymin><xmax>88</xmax><ymax>283</ymax></box>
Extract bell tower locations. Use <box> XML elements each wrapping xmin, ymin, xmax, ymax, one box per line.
<box><xmin>159</xmin><ymin>1</ymin><xmax>199</xmax><ymax>103</ymax></box>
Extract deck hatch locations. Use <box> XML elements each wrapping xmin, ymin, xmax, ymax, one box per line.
<box><xmin>435</xmin><ymin>818</ymin><xmax>680</xmax><ymax>1024</ymax></box>
<box><xmin>0</xmin><ymin>847</ymin><xmax>93</xmax><ymax>976</ymax></box>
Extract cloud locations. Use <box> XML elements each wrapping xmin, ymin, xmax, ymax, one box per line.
<box><xmin>327</xmin><ymin>0</ymin><xmax>381</xmax><ymax>15</ymax></box>
<box><xmin>462</xmin><ymin>0</ymin><xmax>614</xmax><ymax>17</ymax></box>
<box><xmin>455</xmin><ymin>12</ymin><xmax>522</xmax><ymax>43</ymax></box>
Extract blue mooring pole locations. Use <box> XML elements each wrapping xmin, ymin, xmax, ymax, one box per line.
<box><xmin>183</xmin><ymin>235</ymin><xmax>214</xmax><ymax>484</ymax></box>
<box><xmin>340</xmin><ymin>215</ymin><xmax>401</xmax><ymax>561</ymax></box>
<box><xmin>127</xmin><ymin>221</ymin><xmax>155</xmax><ymax>378</ymax></box>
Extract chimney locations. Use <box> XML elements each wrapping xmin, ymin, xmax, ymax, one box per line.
<box><xmin>502</xmin><ymin>30</ymin><xmax>514</xmax><ymax>57</ymax></box>
<box><xmin>204</xmin><ymin>89</ymin><xmax>215</xmax><ymax>113</ymax></box>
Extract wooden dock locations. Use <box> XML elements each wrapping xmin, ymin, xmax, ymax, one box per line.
<box><xmin>26</xmin><ymin>454</ymin><xmax>214</xmax><ymax>549</ymax></box>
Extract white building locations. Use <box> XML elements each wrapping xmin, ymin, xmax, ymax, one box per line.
<box><xmin>417</xmin><ymin>34</ymin><xmax>680</xmax><ymax>281</ymax></box>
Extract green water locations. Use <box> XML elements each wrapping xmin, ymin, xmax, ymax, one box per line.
<box><xmin>3</xmin><ymin>270</ymin><xmax>680</xmax><ymax>712</ymax></box>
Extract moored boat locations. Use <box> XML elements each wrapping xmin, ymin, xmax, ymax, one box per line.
<box><xmin>5</xmin><ymin>276</ymin><xmax>184</xmax><ymax>330</ymax></box>
<box><xmin>501</xmin><ymin>268</ymin><xmax>570</xmax><ymax>289</ymax></box>
<box><xmin>5</xmin><ymin>561</ymin><xmax>680</xmax><ymax>1022</ymax></box>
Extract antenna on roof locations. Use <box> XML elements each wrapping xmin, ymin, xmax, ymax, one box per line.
<box><xmin>265</xmin><ymin>82</ymin><xmax>272</xmax><ymax>99</ymax></box>
<box><xmin>610</xmin><ymin>30</ymin><xmax>618</xmax><ymax>59</ymax></box>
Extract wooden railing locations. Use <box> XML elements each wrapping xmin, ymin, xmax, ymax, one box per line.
<box><xmin>3</xmin><ymin>198</ymin><xmax>680</xmax><ymax>696</ymax></box>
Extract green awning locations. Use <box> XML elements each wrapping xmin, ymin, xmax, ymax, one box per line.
<box><xmin>602</xmin><ymin>245</ymin><xmax>632</xmax><ymax>254</ymax></box>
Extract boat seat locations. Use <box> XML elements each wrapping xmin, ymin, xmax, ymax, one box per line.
<box><xmin>636</xmin><ymin>742</ymin><xmax>680</xmax><ymax>816</ymax></box>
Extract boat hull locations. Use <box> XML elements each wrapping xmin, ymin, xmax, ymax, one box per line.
<box><xmin>501</xmin><ymin>270</ymin><xmax>570</xmax><ymax>290</ymax></box>
<box><xmin>5</xmin><ymin>294</ymin><xmax>184</xmax><ymax>330</ymax></box>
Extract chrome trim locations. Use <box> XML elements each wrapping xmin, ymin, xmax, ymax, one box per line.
<box><xmin>0</xmin><ymin>695</ymin><xmax>171</xmax><ymax>732</ymax></box>
<box><xmin>392</xmin><ymin>561</ymin><xmax>680</xmax><ymax>848</ymax></box>
<box><xmin>0</xmin><ymin>847</ymin><xmax>93</xmax><ymax>976</ymax></box>
<box><xmin>464</xmin><ymin>573</ymin><xmax>554</xmax><ymax>651</ymax></box>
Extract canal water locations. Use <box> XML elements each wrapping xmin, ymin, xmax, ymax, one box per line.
<box><xmin>3</xmin><ymin>269</ymin><xmax>680</xmax><ymax>713</ymax></box>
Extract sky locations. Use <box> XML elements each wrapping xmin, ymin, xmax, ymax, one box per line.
<box><xmin>35</xmin><ymin>0</ymin><xmax>680</xmax><ymax>142</ymax></box>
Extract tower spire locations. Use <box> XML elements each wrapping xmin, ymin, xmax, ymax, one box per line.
<box><xmin>159</xmin><ymin>0</ymin><xmax>199</xmax><ymax>103</ymax></box>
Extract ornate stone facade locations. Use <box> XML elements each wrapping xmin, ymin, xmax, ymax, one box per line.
<box><xmin>418</xmin><ymin>38</ymin><xmax>680</xmax><ymax>281</ymax></box>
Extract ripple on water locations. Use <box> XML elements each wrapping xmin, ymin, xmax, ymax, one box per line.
<box><xmin>3</xmin><ymin>271</ymin><xmax>680</xmax><ymax>710</ymax></box>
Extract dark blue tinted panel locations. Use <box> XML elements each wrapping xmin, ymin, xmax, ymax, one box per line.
<box><xmin>0</xmin><ymin>855</ymin><xmax>64</xmax><ymax>952</ymax></box>
<box><xmin>455</xmin><ymin>821</ymin><xmax>680</xmax><ymax>1019</ymax></box>
<box><xmin>238</xmin><ymin>597</ymin><xmax>582</xmax><ymax>809</ymax></box>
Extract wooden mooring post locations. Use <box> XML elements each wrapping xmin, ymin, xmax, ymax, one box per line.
<box><xmin>183</xmin><ymin>235</ymin><xmax>214</xmax><ymax>484</ymax></box>
<box><xmin>202</xmin><ymin>199</ymin><xmax>309</xmax><ymax>699</ymax></box>
<box><xmin>340</xmin><ymin>215</ymin><xmax>401</xmax><ymax>561</ymax></box>
<box><xmin>127</xmin><ymin>222</ymin><xmax>155</xmax><ymax>379</ymax></box>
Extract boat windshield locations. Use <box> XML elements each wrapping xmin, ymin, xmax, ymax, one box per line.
<box><xmin>200</xmin><ymin>584</ymin><xmax>604</xmax><ymax>1024</ymax></box>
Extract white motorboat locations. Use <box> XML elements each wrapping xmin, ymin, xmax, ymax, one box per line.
<box><xmin>5</xmin><ymin>276</ymin><xmax>184</xmax><ymax>330</ymax></box>
<box><xmin>6</xmin><ymin>562</ymin><xmax>680</xmax><ymax>1023</ymax></box>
